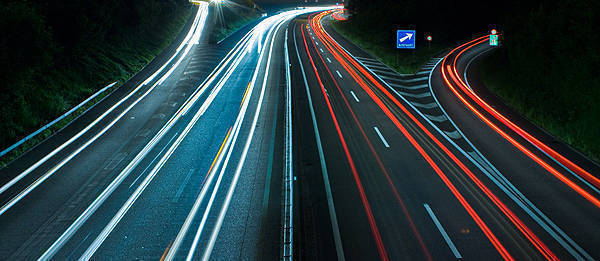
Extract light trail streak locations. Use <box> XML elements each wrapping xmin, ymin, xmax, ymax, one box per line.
<box><xmin>308</xmin><ymin>10</ymin><xmax>561</xmax><ymax>260</ymax></box>
<box><xmin>77</xmin><ymin>26</ymin><xmax>255</xmax><ymax>260</ymax></box>
<box><xmin>162</xmin><ymin>7</ymin><xmax>334</xmax><ymax>260</ymax></box>
<box><xmin>199</xmin><ymin>9</ymin><xmax>333</xmax><ymax>260</ymax></box>
<box><xmin>0</xmin><ymin>4</ymin><xmax>209</xmax><ymax>216</ymax></box>
<box><xmin>38</xmin><ymin>16</ymin><xmax>255</xmax><ymax>260</ymax></box>
<box><xmin>302</xmin><ymin>18</ymin><xmax>433</xmax><ymax>259</ymax></box>
<box><xmin>440</xmin><ymin>37</ymin><xmax>600</xmax><ymax>209</ymax></box>
<box><xmin>453</xmin><ymin>42</ymin><xmax>600</xmax><ymax>192</ymax></box>
<box><xmin>293</xmin><ymin>22</ymin><xmax>346</xmax><ymax>260</ymax></box>
<box><xmin>302</xmin><ymin>20</ymin><xmax>389</xmax><ymax>261</ymax></box>
<box><xmin>348</xmin><ymin>29</ymin><xmax>591</xmax><ymax>260</ymax></box>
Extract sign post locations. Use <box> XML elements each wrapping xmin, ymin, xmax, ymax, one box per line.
<box><xmin>396</xmin><ymin>30</ymin><xmax>416</xmax><ymax>49</ymax></box>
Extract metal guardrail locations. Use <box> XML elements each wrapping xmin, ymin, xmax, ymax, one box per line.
<box><xmin>0</xmin><ymin>82</ymin><xmax>118</xmax><ymax>158</ymax></box>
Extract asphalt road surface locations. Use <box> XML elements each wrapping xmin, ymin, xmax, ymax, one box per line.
<box><xmin>290</xmin><ymin>10</ymin><xmax>600</xmax><ymax>261</ymax></box>
<box><xmin>0</xmin><ymin>5</ymin><xmax>329</xmax><ymax>260</ymax></box>
<box><xmin>1</xmin><ymin>6</ymin><xmax>599</xmax><ymax>261</ymax></box>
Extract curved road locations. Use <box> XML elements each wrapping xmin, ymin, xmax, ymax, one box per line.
<box><xmin>1</xmin><ymin>5</ymin><xmax>598</xmax><ymax>261</ymax></box>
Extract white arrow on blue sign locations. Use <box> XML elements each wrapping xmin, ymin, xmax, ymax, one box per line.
<box><xmin>397</xmin><ymin>30</ymin><xmax>416</xmax><ymax>49</ymax></box>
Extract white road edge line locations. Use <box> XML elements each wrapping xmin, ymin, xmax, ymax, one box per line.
<box><xmin>293</xmin><ymin>20</ymin><xmax>346</xmax><ymax>261</ymax></box>
<box><xmin>373</xmin><ymin>127</ymin><xmax>390</xmax><ymax>148</ymax></box>
<box><xmin>350</xmin><ymin>91</ymin><xmax>359</xmax><ymax>102</ymax></box>
<box><xmin>423</xmin><ymin>204</ymin><xmax>462</xmax><ymax>259</ymax></box>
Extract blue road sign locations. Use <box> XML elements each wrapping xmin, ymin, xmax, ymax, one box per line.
<box><xmin>397</xmin><ymin>30</ymin><xmax>416</xmax><ymax>49</ymax></box>
<box><xmin>490</xmin><ymin>34</ymin><xmax>499</xmax><ymax>46</ymax></box>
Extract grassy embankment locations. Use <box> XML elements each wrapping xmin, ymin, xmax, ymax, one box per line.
<box><xmin>0</xmin><ymin>1</ymin><xmax>193</xmax><ymax>166</ymax></box>
<box><xmin>332</xmin><ymin>21</ymin><xmax>446</xmax><ymax>74</ymax></box>
<box><xmin>209</xmin><ymin>2</ymin><xmax>261</xmax><ymax>44</ymax></box>
<box><xmin>479</xmin><ymin>0</ymin><xmax>599</xmax><ymax>162</ymax></box>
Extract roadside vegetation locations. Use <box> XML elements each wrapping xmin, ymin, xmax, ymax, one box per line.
<box><xmin>480</xmin><ymin>0</ymin><xmax>600</xmax><ymax>162</ymax></box>
<box><xmin>337</xmin><ymin>0</ymin><xmax>599</xmax><ymax>162</ymax></box>
<box><xmin>209</xmin><ymin>1</ymin><xmax>261</xmax><ymax>43</ymax></box>
<box><xmin>332</xmin><ymin>22</ymin><xmax>445</xmax><ymax>74</ymax></box>
<box><xmin>333</xmin><ymin>0</ymin><xmax>500</xmax><ymax>74</ymax></box>
<box><xmin>0</xmin><ymin>0</ymin><xmax>193</xmax><ymax>165</ymax></box>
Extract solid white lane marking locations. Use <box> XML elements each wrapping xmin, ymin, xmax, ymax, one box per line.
<box><xmin>350</xmin><ymin>91</ymin><xmax>359</xmax><ymax>102</ymax></box>
<box><xmin>327</xmin><ymin>57</ymin><xmax>332</xmax><ymax>63</ymax></box>
<box><xmin>373</xmin><ymin>127</ymin><xmax>390</xmax><ymax>148</ymax></box>
<box><xmin>336</xmin><ymin>70</ymin><xmax>343</xmax><ymax>79</ymax></box>
<box><xmin>424</xmin><ymin>204</ymin><xmax>462</xmax><ymax>259</ymax></box>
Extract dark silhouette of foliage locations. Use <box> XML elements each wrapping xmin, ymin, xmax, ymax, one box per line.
<box><xmin>0</xmin><ymin>0</ymin><xmax>191</xmax><ymax>150</ymax></box>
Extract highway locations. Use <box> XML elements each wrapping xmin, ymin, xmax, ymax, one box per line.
<box><xmin>1</xmin><ymin>4</ymin><xmax>599</xmax><ymax>261</ymax></box>
<box><xmin>290</xmin><ymin>9</ymin><xmax>600</xmax><ymax>260</ymax></box>
<box><xmin>0</xmin><ymin>5</ymin><xmax>327</xmax><ymax>260</ymax></box>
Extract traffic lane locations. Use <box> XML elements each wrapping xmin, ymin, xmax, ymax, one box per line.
<box><xmin>63</xmin><ymin>52</ymin><xmax>258</xmax><ymax>260</ymax></box>
<box><xmin>317</xmin><ymin>16</ymin><xmax>565</xmax><ymax>259</ymax></box>
<box><xmin>209</xmin><ymin>24</ymin><xmax>288</xmax><ymax>260</ymax></box>
<box><xmin>305</xmin><ymin>19</ymin><xmax>481</xmax><ymax>260</ymax></box>
<box><xmin>0</xmin><ymin>42</ymin><xmax>229</xmax><ymax>258</ymax></box>
<box><xmin>453</xmin><ymin>43</ymin><xmax>600</xmax><ymax>177</ymax></box>
<box><xmin>292</xmin><ymin>20</ymin><xmax>381</xmax><ymax>260</ymax></box>
<box><xmin>4</xmin><ymin>41</ymin><xmax>234</xmax><ymax>259</ymax></box>
<box><xmin>82</xmin><ymin>17</ymin><xmax>288</xmax><ymax>260</ymax></box>
<box><xmin>431</xmin><ymin>43</ymin><xmax>600</xmax><ymax>258</ymax></box>
<box><xmin>443</xmin><ymin>42</ymin><xmax>600</xmax><ymax>257</ymax></box>
<box><xmin>288</xmin><ymin>19</ymin><xmax>339</xmax><ymax>261</ymax></box>
<box><xmin>296</xmin><ymin>21</ymin><xmax>514</xmax><ymax>260</ymax></box>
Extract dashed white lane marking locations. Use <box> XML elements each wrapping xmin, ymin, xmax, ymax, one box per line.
<box><xmin>336</xmin><ymin>70</ymin><xmax>343</xmax><ymax>79</ymax></box>
<box><xmin>373</xmin><ymin>127</ymin><xmax>390</xmax><ymax>148</ymax></box>
<box><xmin>327</xmin><ymin>57</ymin><xmax>332</xmax><ymax>63</ymax></box>
<box><xmin>350</xmin><ymin>91</ymin><xmax>360</xmax><ymax>102</ymax></box>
